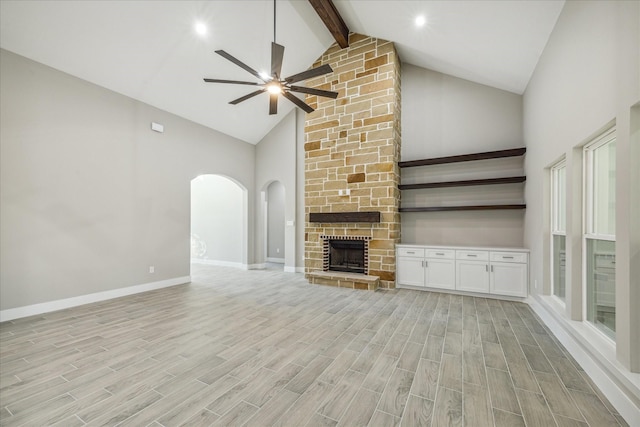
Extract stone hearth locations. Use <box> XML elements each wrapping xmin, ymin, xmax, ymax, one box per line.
<box><xmin>307</xmin><ymin>270</ymin><xmax>379</xmax><ymax>291</ymax></box>
<box><xmin>304</xmin><ymin>33</ymin><xmax>401</xmax><ymax>289</ymax></box>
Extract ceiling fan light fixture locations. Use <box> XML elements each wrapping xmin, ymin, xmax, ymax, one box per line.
<box><xmin>202</xmin><ymin>0</ymin><xmax>337</xmax><ymax>115</ymax></box>
<box><xmin>266</xmin><ymin>83</ymin><xmax>283</xmax><ymax>94</ymax></box>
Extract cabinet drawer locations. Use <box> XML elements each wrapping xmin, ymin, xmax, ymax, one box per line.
<box><xmin>425</xmin><ymin>249</ymin><xmax>455</xmax><ymax>259</ymax></box>
<box><xmin>490</xmin><ymin>252</ymin><xmax>528</xmax><ymax>263</ymax></box>
<box><xmin>397</xmin><ymin>247</ymin><xmax>425</xmax><ymax>258</ymax></box>
<box><xmin>456</xmin><ymin>250</ymin><xmax>489</xmax><ymax>261</ymax></box>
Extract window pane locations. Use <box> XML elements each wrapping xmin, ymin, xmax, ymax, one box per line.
<box><xmin>586</xmin><ymin>239</ymin><xmax>616</xmax><ymax>339</ymax></box>
<box><xmin>552</xmin><ymin>235</ymin><xmax>566</xmax><ymax>300</ymax></box>
<box><xmin>592</xmin><ymin>141</ymin><xmax>616</xmax><ymax>235</ymax></box>
<box><xmin>555</xmin><ymin>166</ymin><xmax>566</xmax><ymax>232</ymax></box>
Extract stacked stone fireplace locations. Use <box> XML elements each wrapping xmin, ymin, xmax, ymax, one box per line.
<box><xmin>304</xmin><ymin>34</ymin><xmax>401</xmax><ymax>289</ymax></box>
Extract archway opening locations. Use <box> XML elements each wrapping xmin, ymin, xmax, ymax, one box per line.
<box><xmin>264</xmin><ymin>181</ymin><xmax>285</xmax><ymax>270</ymax></box>
<box><xmin>190</xmin><ymin>174</ymin><xmax>246</xmax><ymax>271</ymax></box>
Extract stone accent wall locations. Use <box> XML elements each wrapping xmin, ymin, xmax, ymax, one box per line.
<box><xmin>304</xmin><ymin>33</ymin><xmax>401</xmax><ymax>289</ymax></box>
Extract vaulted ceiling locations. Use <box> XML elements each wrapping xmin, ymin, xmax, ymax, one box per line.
<box><xmin>0</xmin><ymin>1</ymin><xmax>564</xmax><ymax>144</ymax></box>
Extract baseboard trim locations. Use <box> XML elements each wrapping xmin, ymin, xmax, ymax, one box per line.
<box><xmin>266</xmin><ymin>257</ymin><xmax>285</xmax><ymax>263</ymax></box>
<box><xmin>296</xmin><ymin>267</ymin><xmax>305</xmax><ymax>273</ymax></box>
<box><xmin>396</xmin><ymin>284</ymin><xmax>524</xmax><ymax>301</ymax></box>
<box><xmin>284</xmin><ymin>266</ymin><xmax>296</xmax><ymax>273</ymax></box>
<box><xmin>528</xmin><ymin>296</ymin><xmax>640</xmax><ymax>425</ymax></box>
<box><xmin>247</xmin><ymin>263</ymin><xmax>266</xmax><ymax>270</ymax></box>
<box><xmin>0</xmin><ymin>276</ymin><xmax>191</xmax><ymax>322</ymax></box>
<box><xmin>191</xmin><ymin>258</ymin><xmax>245</xmax><ymax>269</ymax></box>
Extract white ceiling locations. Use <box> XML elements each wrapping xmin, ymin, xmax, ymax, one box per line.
<box><xmin>0</xmin><ymin>1</ymin><xmax>564</xmax><ymax>144</ymax></box>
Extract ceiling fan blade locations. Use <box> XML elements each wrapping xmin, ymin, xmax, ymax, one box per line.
<box><xmin>271</xmin><ymin>42</ymin><xmax>285</xmax><ymax>79</ymax></box>
<box><xmin>282</xmin><ymin>91</ymin><xmax>314</xmax><ymax>113</ymax></box>
<box><xmin>229</xmin><ymin>89</ymin><xmax>266</xmax><ymax>105</ymax></box>
<box><xmin>203</xmin><ymin>78</ymin><xmax>261</xmax><ymax>86</ymax></box>
<box><xmin>289</xmin><ymin>85</ymin><xmax>338</xmax><ymax>99</ymax></box>
<box><xmin>269</xmin><ymin>93</ymin><xmax>278</xmax><ymax>115</ymax></box>
<box><xmin>285</xmin><ymin>64</ymin><xmax>333</xmax><ymax>84</ymax></box>
<box><xmin>215</xmin><ymin>50</ymin><xmax>263</xmax><ymax>81</ymax></box>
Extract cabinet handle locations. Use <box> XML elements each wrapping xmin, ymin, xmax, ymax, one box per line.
<box><xmin>436</xmin><ymin>252</ymin><xmax>445</xmax><ymax>256</ymax></box>
<box><xmin>491</xmin><ymin>265</ymin><xmax>494</xmax><ymax>272</ymax></box>
<box><xmin>425</xmin><ymin>260</ymin><xmax>428</xmax><ymax>268</ymax></box>
<box><xmin>407</xmin><ymin>251</ymin><xmax>415</xmax><ymax>254</ymax></box>
<box><xmin>502</xmin><ymin>256</ymin><xmax>514</xmax><ymax>259</ymax></box>
<box><xmin>485</xmin><ymin>265</ymin><xmax>488</xmax><ymax>272</ymax></box>
<box><xmin>467</xmin><ymin>254</ymin><xmax>477</xmax><ymax>257</ymax></box>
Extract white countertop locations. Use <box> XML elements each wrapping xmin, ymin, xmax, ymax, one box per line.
<box><xmin>396</xmin><ymin>243</ymin><xmax>529</xmax><ymax>252</ymax></box>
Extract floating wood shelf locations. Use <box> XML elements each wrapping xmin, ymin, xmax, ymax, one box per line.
<box><xmin>399</xmin><ymin>176</ymin><xmax>526</xmax><ymax>190</ymax></box>
<box><xmin>399</xmin><ymin>147</ymin><xmax>526</xmax><ymax>168</ymax></box>
<box><xmin>309</xmin><ymin>211</ymin><xmax>381</xmax><ymax>223</ymax></box>
<box><xmin>400</xmin><ymin>204</ymin><xmax>526</xmax><ymax>212</ymax></box>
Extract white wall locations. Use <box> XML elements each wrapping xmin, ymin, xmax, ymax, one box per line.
<box><xmin>523</xmin><ymin>0</ymin><xmax>639</xmax><ymax>411</ymax></box>
<box><xmin>0</xmin><ymin>49</ymin><xmax>256</xmax><ymax>311</ymax></box>
<box><xmin>401</xmin><ymin>64</ymin><xmax>525</xmax><ymax>247</ymax></box>
<box><xmin>266</xmin><ymin>181</ymin><xmax>285</xmax><ymax>260</ymax></box>
<box><xmin>191</xmin><ymin>175</ymin><xmax>245</xmax><ymax>265</ymax></box>
<box><xmin>402</xmin><ymin>65</ymin><xmax>524</xmax><ymax>161</ymax></box>
<box><xmin>255</xmin><ymin>110</ymin><xmax>298</xmax><ymax>271</ymax></box>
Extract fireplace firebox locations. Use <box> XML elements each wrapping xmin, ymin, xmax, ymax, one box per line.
<box><xmin>328</xmin><ymin>239</ymin><xmax>366</xmax><ymax>274</ymax></box>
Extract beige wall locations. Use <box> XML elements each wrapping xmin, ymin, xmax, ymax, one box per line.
<box><xmin>255</xmin><ymin>110</ymin><xmax>298</xmax><ymax>270</ymax></box>
<box><xmin>0</xmin><ymin>49</ymin><xmax>256</xmax><ymax>310</ymax></box>
<box><xmin>401</xmin><ymin>64</ymin><xmax>525</xmax><ymax>247</ymax></box>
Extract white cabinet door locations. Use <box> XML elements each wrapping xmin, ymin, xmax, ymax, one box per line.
<box><xmin>456</xmin><ymin>260</ymin><xmax>489</xmax><ymax>293</ymax></box>
<box><xmin>490</xmin><ymin>262</ymin><xmax>527</xmax><ymax>297</ymax></box>
<box><xmin>426</xmin><ymin>258</ymin><xmax>455</xmax><ymax>290</ymax></box>
<box><xmin>397</xmin><ymin>257</ymin><xmax>425</xmax><ymax>287</ymax></box>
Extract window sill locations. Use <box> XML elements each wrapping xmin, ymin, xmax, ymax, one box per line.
<box><xmin>528</xmin><ymin>295</ymin><xmax>640</xmax><ymax>424</ymax></box>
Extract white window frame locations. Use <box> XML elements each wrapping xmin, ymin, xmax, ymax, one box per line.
<box><xmin>582</xmin><ymin>127</ymin><xmax>616</xmax><ymax>342</ymax></box>
<box><xmin>583</xmin><ymin>128</ymin><xmax>616</xmax><ymax>240</ymax></box>
<box><xmin>550</xmin><ymin>159</ymin><xmax>566</xmax><ymax>303</ymax></box>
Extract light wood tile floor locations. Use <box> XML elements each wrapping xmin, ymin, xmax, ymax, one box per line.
<box><xmin>0</xmin><ymin>264</ymin><xmax>629</xmax><ymax>426</ymax></box>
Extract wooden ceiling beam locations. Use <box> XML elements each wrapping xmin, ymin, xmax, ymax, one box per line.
<box><xmin>308</xmin><ymin>0</ymin><xmax>350</xmax><ymax>49</ymax></box>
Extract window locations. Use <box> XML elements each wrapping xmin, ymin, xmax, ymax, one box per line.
<box><xmin>584</xmin><ymin>128</ymin><xmax>616</xmax><ymax>340</ymax></box>
<box><xmin>551</xmin><ymin>160</ymin><xmax>566</xmax><ymax>301</ymax></box>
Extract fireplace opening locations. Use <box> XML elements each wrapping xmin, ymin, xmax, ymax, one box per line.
<box><xmin>329</xmin><ymin>240</ymin><xmax>365</xmax><ymax>274</ymax></box>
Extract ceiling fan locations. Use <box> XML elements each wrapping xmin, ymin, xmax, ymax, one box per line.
<box><xmin>203</xmin><ymin>0</ymin><xmax>339</xmax><ymax>115</ymax></box>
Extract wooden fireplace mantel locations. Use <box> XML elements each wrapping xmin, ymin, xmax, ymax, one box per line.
<box><xmin>309</xmin><ymin>211</ymin><xmax>381</xmax><ymax>223</ymax></box>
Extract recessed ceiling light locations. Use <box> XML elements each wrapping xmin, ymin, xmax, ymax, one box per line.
<box><xmin>195</xmin><ymin>22</ymin><xmax>207</xmax><ymax>36</ymax></box>
<box><xmin>415</xmin><ymin>15</ymin><xmax>426</xmax><ymax>27</ymax></box>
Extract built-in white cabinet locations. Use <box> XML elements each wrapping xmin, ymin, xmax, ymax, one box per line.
<box><xmin>396</xmin><ymin>249</ymin><xmax>425</xmax><ymax>287</ymax></box>
<box><xmin>426</xmin><ymin>258</ymin><xmax>456</xmax><ymax>290</ymax></box>
<box><xmin>397</xmin><ymin>247</ymin><xmax>455</xmax><ymax>290</ymax></box>
<box><xmin>397</xmin><ymin>245</ymin><xmax>528</xmax><ymax>298</ymax></box>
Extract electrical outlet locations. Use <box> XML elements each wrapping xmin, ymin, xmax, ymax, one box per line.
<box><xmin>149</xmin><ymin>266</ymin><xmax>155</xmax><ymax>273</ymax></box>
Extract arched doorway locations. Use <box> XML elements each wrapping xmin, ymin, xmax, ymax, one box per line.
<box><xmin>190</xmin><ymin>174</ymin><xmax>247</xmax><ymax>270</ymax></box>
<box><xmin>265</xmin><ymin>181</ymin><xmax>285</xmax><ymax>269</ymax></box>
